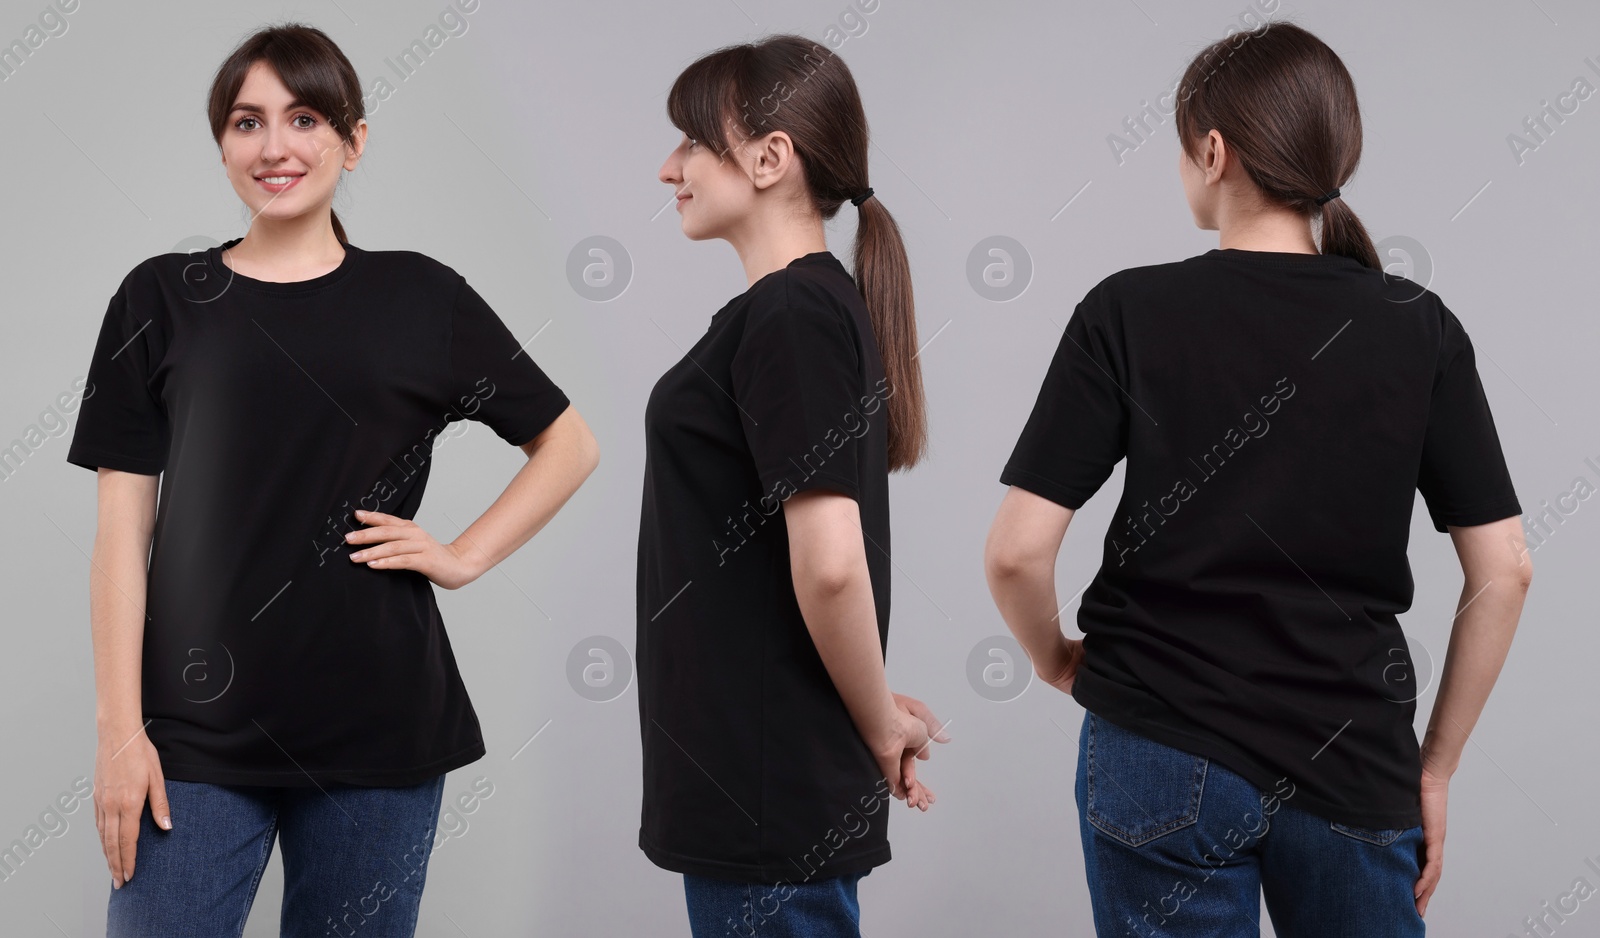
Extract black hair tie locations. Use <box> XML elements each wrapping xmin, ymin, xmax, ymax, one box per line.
<box><xmin>1314</xmin><ymin>187</ymin><xmax>1341</xmax><ymax>206</ymax></box>
<box><xmin>850</xmin><ymin>187</ymin><xmax>875</xmax><ymax>207</ymax></box>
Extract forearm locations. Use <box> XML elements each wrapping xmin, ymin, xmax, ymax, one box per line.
<box><xmin>449</xmin><ymin>407</ymin><xmax>597</xmax><ymax>578</ymax></box>
<box><xmin>792</xmin><ymin>562</ymin><xmax>898</xmax><ymax>756</ymax></box>
<box><xmin>89</xmin><ymin>520</ymin><xmax>150</xmax><ymax>739</ymax></box>
<box><xmin>986</xmin><ymin>558</ymin><xmax>1067</xmax><ymax>663</ymax></box>
<box><xmin>1419</xmin><ymin>569</ymin><xmax>1529</xmax><ymax>775</ymax></box>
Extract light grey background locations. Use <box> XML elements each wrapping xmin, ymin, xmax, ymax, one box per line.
<box><xmin>1</xmin><ymin>0</ymin><xmax>1595</xmax><ymax>934</ymax></box>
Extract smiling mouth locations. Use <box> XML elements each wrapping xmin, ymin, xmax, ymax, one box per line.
<box><xmin>255</xmin><ymin>174</ymin><xmax>304</xmax><ymax>193</ymax></box>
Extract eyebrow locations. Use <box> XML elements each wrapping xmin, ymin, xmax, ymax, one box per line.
<box><xmin>229</xmin><ymin>99</ymin><xmax>314</xmax><ymax>115</ymax></box>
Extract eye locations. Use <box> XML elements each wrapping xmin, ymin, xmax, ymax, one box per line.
<box><xmin>234</xmin><ymin>116</ymin><xmax>260</xmax><ymax>131</ymax></box>
<box><xmin>293</xmin><ymin>113</ymin><xmax>318</xmax><ymax>129</ymax></box>
<box><xmin>685</xmin><ymin>136</ymin><xmax>698</xmax><ymax>149</ymax></box>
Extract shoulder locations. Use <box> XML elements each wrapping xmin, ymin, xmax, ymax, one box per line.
<box><xmin>744</xmin><ymin>260</ymin><xmax>860</xmax><ymax>333</ymax></box>
<box><xmin>347</xmin><ymin>247</ymin><xmax>467</xmax><ymax>294</ymax></box>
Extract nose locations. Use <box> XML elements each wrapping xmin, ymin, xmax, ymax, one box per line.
<box><xmin>659</xmin><ymin>149</ymin><xmax>681</xmax><ymax>187</ymax></box>
<box><xmin>259</xmin><ymin>121</ymin><xmax>290</xmax><ymax>164</ymax></box>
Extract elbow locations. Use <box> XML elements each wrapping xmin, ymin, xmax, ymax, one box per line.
<box><xmin>984</xmin><ymin>542</ymin><xmax>1045</xmax><ymax>586</ymax></box>
<box><xmin>792</xmin><ymin>558</ymin><xmax>859</xmax><ymax>601</ymax></box>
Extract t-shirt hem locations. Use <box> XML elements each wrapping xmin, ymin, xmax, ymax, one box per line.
<box><xmin>1072</xmin><ymin>677</ymin><xmax>1423</xmax><ymax>830</ymax></box>
<box><xmin>503</xmin><ymin>393</ymin><xmax>573</xmax><ymax>447</ymax></box>
<box><xmin>639</xmin><ymin>833</ymin><xmax>891</xmax><ymax>883</ymax></box>
<box><xmin>998</xmin><ymin>466</ymin><xmax>1089</xmax><ymax>510</ymax></box>
<box><xmin>761</xmin><ymin>467</ymin><xmax>861</xmax><ymax>502</ymax></box>
<box><xmin>64</xmin><ymin>447</ymin><xmax>163</xmax><ymax>476</ymax></box>
<box><xmin>157</xmin><ymin>739</ymin><xmax>486</xmax><ymax>788</ymax></box>
<box><xmin>1429</xmin><ymin>496</ymin><xmax>1523</xmax><ymax>533</ymax></box>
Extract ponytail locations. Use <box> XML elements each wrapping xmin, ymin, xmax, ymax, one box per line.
<box><xmin>853</xmin><ymin>194</ymin><xmax>928</xmax><ymax>471</ymax></box>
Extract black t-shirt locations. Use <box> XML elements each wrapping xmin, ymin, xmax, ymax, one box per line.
<box><xmin>637</xmin><ymin>251</ymin><xmax>895</xmax><ymax>882</ymax></box>
<box><xmin>66</xmin><ymin>240</ymin><xmax>570</xmax><ymax>787</ymax></box>
<box><xmin>1000</xmin><ymin>248</ymin><xmax>1522</xmax><ymax>830</ymax></box>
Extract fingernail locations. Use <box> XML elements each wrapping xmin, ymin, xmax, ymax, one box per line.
<box><xmin>113</xmin><ymin>879</ymin><xmax>121</xmax><ymax>889</ymax></box>
<box><xmin>160</xmin><ymin>815</ymin><xmax>171</xmax><ymax>830</ymax></box>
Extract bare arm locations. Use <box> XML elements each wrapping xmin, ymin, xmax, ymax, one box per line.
<box><xmin>1420</xmin><ymin>515</ymin><xmax>1532</xmax><ymax>776</ymax></box>
<box><xmin>445</xmin><ymin>405</ymin><xmax>600</xmax><ymax>582</ymax></box>
<box><xmin>984</xmin><ymin>486</ymin><xmax>1082</xmax><ymax>689</ymax></box>
<box><xmin>347</xmin><ymin>404</ymin><xmax>600</xmax><ymax>587</ymax></box>
<box><xmin>782</xmin><ymin>489</ymin><xmax>944</xmax><ymax>805</ymax></box>
<box><xmin>90</xmin><ymin>468</ymin><xmax>170</xmax><ymax>889</ymax></box>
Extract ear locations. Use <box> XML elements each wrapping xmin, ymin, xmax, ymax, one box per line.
<box><xmin>748</xmin><ymin>130</ymin><xmax>799</xmax><ymax>192</ymax></box>
<box><xmin>1202</xmin><ymin>129</ymin><xmax>1227</xmax><ymax>186</ymax></box>
<box><xmin>342</xmin><ymin>118</ymin><xmax>369</xmax><ymax>172</ymax></box>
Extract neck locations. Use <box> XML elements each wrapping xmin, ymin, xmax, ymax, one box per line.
<box><xmin>1215</xmin><ymin>200</ymin><xmax>1319</xmax><ymax>254</ymax></box>
<box><xmin>727</xmin><ymin>212</ymin><xmax>829</xmax><ymax>288</ymax></box>
<box><xmin>230</xmin><ymin>211</ymin><xmax>346</xmax><ymax>270</ymax></box>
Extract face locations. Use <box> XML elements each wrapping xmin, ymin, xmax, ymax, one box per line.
<box><xmin>219</xmin><ymin>60</ymin><xmax>365</xmax><ymax>228</ymax></box>
<box><xmin>657</xmin><ymin>123</ymin><xmax>768</xmax><ymax>242</ymax></box>
<box><xmin>1178</xmin><ymin>129</ymin><xmax>1225</xmax><ymax>230</ymax></box>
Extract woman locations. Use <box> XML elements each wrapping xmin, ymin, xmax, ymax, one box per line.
<box><xmin>984</xmin><ymin>22</ymin><xmax>1530</xmax><ymax>937</ymax></box>
<box><xmin>66</xmin><ymin>24</ymin><xmax>598</xmax><ymax>937</ymax></box>
<box><xmin>638</xmin><ymin>34</ymin><xmax>949</xmax><ymax>937</ymax></box>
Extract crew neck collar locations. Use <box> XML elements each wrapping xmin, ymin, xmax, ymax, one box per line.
<box><xmin>1203</xmin><ymin>248</ymin><xmax>1358</xmax><ymax>268</ymax></box>
<box><xmin>206</xmin><ymin>237</ymin><xmax>363</xmax><ymax>294</ymax></box>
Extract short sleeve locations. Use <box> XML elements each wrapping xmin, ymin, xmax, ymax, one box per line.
<box><xmin>448</xmin><ymin>279</ymin><xmax>571</xmax><ymax>446</ymax></box>
<box><xmin>730</xmin><ymin>302</ymin><xmax>864</xmax><ymax>500</ymax></box>
<box><xmin>65</xmin><ymin>280</ymin><xmax>168</xmax><ymax>475</ymax></box>
<box><xmin>998</xmin><ymin>281</ymin><xmax>1128</xmax><ymax>509</ymax></box>
<box><xmin>1416</xmin><ymin>308</ymin><xmax>1522</xmax><ymax>533</ymax></box>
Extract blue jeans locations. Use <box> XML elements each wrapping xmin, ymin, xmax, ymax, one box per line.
<box><xmin>683</xmin><ymin>870</ymin><xmax>869</xmax><ymax>937</ymax></box>
<box><xmin>1074</xmin><ymin>710</ymin><xmax>1426</xmax><ymax>937</ymax></box>
<box><xmin>106</xmin><ymin>775</ymin><xmax>446</xmax><ymax>938</ymax></box>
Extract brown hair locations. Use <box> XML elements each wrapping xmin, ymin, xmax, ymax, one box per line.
<box><xmin>667</xmin><ymin>34</ymin><xmax>928</xmax><ymax>471</ymax></box>
<box><xmin>1174</xmin><ymin>21</ymin><xmax>1379</xmax><ymax>268</ymax></box>
<box><xmin>206</xmin><ymin>24</ymin><xmax>364</xmax><ymax>244</ymax></box>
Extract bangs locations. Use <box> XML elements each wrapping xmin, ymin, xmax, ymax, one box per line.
<box><xmin>666</xmin><ymin>45</ymin><xmax>750</xmax><ymax>157</ymax></box>
<box><xmin>208</xmin><ymin>25</ymin><xmax>362</xmax><ymax>142</ymax></box>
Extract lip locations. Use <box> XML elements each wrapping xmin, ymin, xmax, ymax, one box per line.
<box><xmin>676</xmin><ymin>193</ymin><xmax>691</xmax><ymax>210</ymax></box>
<box><xmin>255</xmin><ymin>173</ymin><xmax>305</xmax><ymax>194</ymax></box>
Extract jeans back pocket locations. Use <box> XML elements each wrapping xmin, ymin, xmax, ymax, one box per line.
<box><xmin>1328</xmin><ymin>821</ymin><xmax>1409</xmax><ymax>847</ymax></box>
<box><xmin>1084</xmin><ymin>712</ymin><xmax>1209</xmax><ymax>848</ymax></box>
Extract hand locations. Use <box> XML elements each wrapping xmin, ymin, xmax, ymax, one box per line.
<box><xmin>1033</xmin><ymin>634</ymin><xmax>1084</xmax><ymax>696</ymax></box>
<box><xmin>93</xmin><ymin>722</ymin><xmax>170</xmax><ymax>889</ymax></box>
<box><xmin>871</xmin><ymin>698</ymin><xmax>947</xmax><ymax>811</ymax></box>
<box><xmin>344</xmin><ymin>509</ymin><xmax>481</xmax><ymax>590</ymax></box>
<box><xmin>891</xmin><ymin>693</ymin><xmax>951</xmax><ymax>811</ymax></box>
<box><xmin>1414</xmin><ymin>761</ymin><xmax>1450</xmax><ymax>918</ymax></box>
